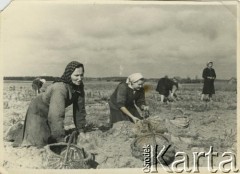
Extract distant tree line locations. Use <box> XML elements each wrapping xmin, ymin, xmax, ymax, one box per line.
<box><xmin>3</xmin><ymin>76</ymin><xmax>129</xmax><ymax>82</ymax></box>
<box><xmin>3</xmin><ymin>76</ymin><xmax>230</xmax><ymax>83</ymax></box>
<box><xmin>4</xmin><ymin>76</ymin><xmax>57</xmax><ymax>81</ymax></box>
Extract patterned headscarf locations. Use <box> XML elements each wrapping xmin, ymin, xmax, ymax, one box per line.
<box><xmin>54</xmin><ymin>61</ymin><xmax>84</xmax><ymax>93</ymax></box>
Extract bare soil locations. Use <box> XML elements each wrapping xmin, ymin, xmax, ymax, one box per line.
<box><xmin>2</xmin><ymin>81</ymin><xmax>237</xmax><ymax>169</ymax></box>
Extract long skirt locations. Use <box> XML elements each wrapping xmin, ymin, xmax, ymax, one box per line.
<box><xmin>156</xmin><ymin>86</ymin><xmax>170</xmax><ymax>97</ymax></box>
<box><xmin>202</xmin><ymin>79</ymin><xmax>215</xmax><ymax>94</ymax></box>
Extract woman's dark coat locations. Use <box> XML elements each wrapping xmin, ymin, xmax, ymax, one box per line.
<box><xmin>202</xmin><ymin>68</ymin><xmax>216</xmax><ymax>94</ymax></box>
<box><xmin>156</xmin><ymin>78</ymin><xmax>178</xmax><ymax>97</ymax></box>
<box><xmin>108</xmin><ymin>82</ymin><xmax>146</xmax><ymax>124</ymax></box>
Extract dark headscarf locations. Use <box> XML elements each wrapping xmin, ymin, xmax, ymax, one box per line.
<box><xmin>54</xmin><ymin>61</ymin><xmax>84</xmax><ymax>93</ymax></box>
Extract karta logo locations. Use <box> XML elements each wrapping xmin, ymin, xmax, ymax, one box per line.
<box><xmin>142</xmin><ymin>145</ymin><xmax>238</xmax><ymax>173</ymax></box>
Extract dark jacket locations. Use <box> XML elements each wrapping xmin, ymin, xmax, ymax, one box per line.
<box><xmin>156</xmin><ymin>78</ymin><xmax>178</xmax><ymax>97</ymax></box>
<box><xmin>202</xmin><ymin>68</ymin><xmax>216</xmax><ymax>79</ymax></box>
<box><xmin>108</xmin><ymin>82</ymin><xmax>146</xmax><ymax>123</ymax></box>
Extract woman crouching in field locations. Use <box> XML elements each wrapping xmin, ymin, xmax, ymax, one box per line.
<box><xmin>108</xmin><ymin>73</ymin><xmax>149</xmax><ymax>124</ymax></box>
<box><xmin>32</xmin><ymin>77</ymin><xmax>46</xmax><ymax>95</ymax></box>
<box><xmin>14</xmin><ymin>61</ymin><xmax>87</xmax><ymax>148</ymax></box>
<box><xmin>156</xmin><ymin>76</ymin><xmax>179</xmax><ymax>103</ymax></box>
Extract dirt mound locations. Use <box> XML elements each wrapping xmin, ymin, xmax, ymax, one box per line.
<box><xmin>76</xmin><ymin>122</ymin><xmax>143</xmax><ymax>168</ymax></box>
<box><xmin>107</xmin><ymin>121</ymin><xmax>136</xmax><ymax>138</ymax></box>
<box><xmin>3</xmin><ymin>142</ymin><xmax>45</xmax><ymax>169</ymax></box>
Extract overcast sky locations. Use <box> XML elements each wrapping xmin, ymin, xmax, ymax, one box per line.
<box><xmin>1</xmin><ymin>2</ymin><xmax>237</xmax><ymax>79</ymax></box>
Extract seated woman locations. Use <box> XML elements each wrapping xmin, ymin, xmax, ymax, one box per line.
<box><xmin>14</xmin><ymin>61</ymin><xmax>87</xmax><ymax>148</ymax></box>
<box><xmin>156</xmin><ymin>76</ymin><xmax>179</xmax><ymax>103</ymax></box>
<box><xmin>108</xmin><ymin>73</ymin><xmax>149</xmax><ymax>124</ymax></box>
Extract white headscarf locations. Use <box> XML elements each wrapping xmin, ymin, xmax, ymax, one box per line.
<box><xmin>40</xmin><ymin>79</ymin><xmax>46</xmax><ymax>83</ymax></box>
<box><xmin>126</xmin><ymin>73</ymin><xmax>144</xmax><ymax>84</ymax></box>
<box><xmin>206</xmin><ymin>61</ymin><xmax>213</xmax><ymax>66</ymax></box>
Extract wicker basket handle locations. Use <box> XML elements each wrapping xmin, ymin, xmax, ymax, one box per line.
<box><xmin>68</xmin><ymin>130</ymin><xmax>78</xmax><ymax>144</ymax></box>
<box><xmin>62</xmin><ymin>130</ymin><xmax>79</xmax><ymax>166</ymax></box>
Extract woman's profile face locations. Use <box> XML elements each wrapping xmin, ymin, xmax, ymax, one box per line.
<box><xmin>131</xmin><ymin>79</ymin><xmax>144</xmax><ymax>91</ymax></box>
<box><xmin>71</xmin><ymin>67</ymin><xmax>84</xmax><ymax>85</ymax></box>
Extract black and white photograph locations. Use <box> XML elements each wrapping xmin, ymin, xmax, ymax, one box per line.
<box><xmin>1</xmin><ymin>1</ymin><xmax>238</xmax><ymax>173</ymax></box>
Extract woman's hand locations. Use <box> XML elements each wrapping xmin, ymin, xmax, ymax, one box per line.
<box><xmin>141</xmin><ymin>105</ymin><xmax>149</xmax><ymax>111</ymax></box>
<box><xmin>131</xmin><ymin>116</ymin><xmax>140</xmax><ymax>124</ymax></box>
<box><xmin>120</xmin><ymin>106</ymin><xmax>141</xmax><ymax>123</ymax></box>
<box><xmin>207</xmin><ymin>76</ymin><xmax>215</xmax><ymax>79</ymax></box>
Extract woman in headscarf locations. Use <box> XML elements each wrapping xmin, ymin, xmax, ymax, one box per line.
<box><xmin>14</xmin><ymin>61</ymin><xmax>87</xmax><ymax>148</ymax></box>
<box><xmin>201</xmin><ymin>61</ymin><xmax>216</xmax><ymax>101</ymax></box>
<box><xmin>108</xmin><ymin>73</ymin><xmax>149</xmax><ymax>124</ymax></box>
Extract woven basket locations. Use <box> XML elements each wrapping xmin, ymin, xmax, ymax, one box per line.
<box><xmin>169</xmin><ymin>117</ymin><xmax>190</xmax><ymax>128</ymax></box>
<box><xmin>43</xmin><ymin>131</ymin><xmax>93</xmax><ymax>169</ymax></box>
<box><xmin>165</xmin><ymin>117</ymin><xmax>190</xmax><ymax>137</ymax></box>
<box><xmin>131</xmin><ymin>133</ymin><xmax>175</xmax><ymax>166</ymax></box>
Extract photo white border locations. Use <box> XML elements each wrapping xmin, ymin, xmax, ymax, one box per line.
<box><xmin>0</xmin><ymin>1</ymin><xmax>239</xmax><ymax>174</ymax></box>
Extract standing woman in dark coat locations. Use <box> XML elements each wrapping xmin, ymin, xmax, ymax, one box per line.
<box><xmin>109</xmin><ymin>73</ymin><xmax>149</xmax><ymax>124</ymax></box>
<box><xmin>201</xmin><ymin>61</ymin><xmax>216</xmax><ymax>101</ymax></box>
<box><xmin>16</xmin><ymin>61</ymin><xmax>87</xmax><ymax>148</ymax></box>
